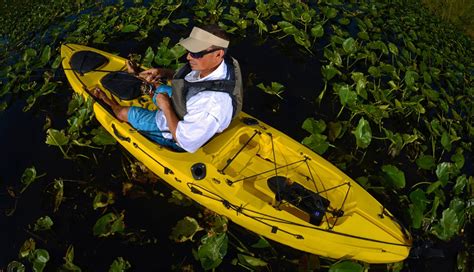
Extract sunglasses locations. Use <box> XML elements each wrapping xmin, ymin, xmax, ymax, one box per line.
<box><xmin>187</xmin><ymin>48</ymin><xmax>222</xmax><ymax>59</ymax></box>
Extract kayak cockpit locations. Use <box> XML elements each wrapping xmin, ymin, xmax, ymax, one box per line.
<box><xmin>205</xmin><ymin>121</ymin><xmax>354</xmax><ymax>228</ymax></box>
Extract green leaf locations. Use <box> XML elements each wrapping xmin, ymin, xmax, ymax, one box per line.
<box><xmin>321</xmin><ymin>65</ymin><xmax>340</xmax><ymax>80</ymax></box>
<box><xmin>7</xmin><ymin>261</ymin><xmax>25</xmax><ymax>272</ymax></box>
<box><xmin>322</xmin><ymin>7</ymin><xmax>338</xmax><ymax>19</ymax></box>
<box><xmin>336</xmin><ymin>84</ymin><xmax>357</xmax><ymax>107</ymax></box>
<box><xmin>351</xmin><ymin>72</ymin><xmax>367</xmax><ymax>98</ymax></box>
<box><xmin>404</xmin><ymin>70</ymin><xmax>419</xmax><ymax>88</ymax></box>
<box><xmin>381</xmin><ymin>164</ymin><xmax>406</xmax><ymax>189</ymax></box>
<box><xmin>388</xmin><ymin>42</ymin><xmax>399</xmax><ymax>55</ymax></box>
<box><xmin>142</xmin><ymin>47</ymin><xmax>155</xmax><ymax>68</ymax></box>
<box><xmin>45</xmin><ymin>129</ymin><xmax>69</xmax><ymax>146</ymax></box>
<box><xmin>451</xmin><ymin>150</ymin><xmax>465</xmax><ymax>169</ymax></box>
<box><xmin>91</xmin><ymin>127</ymin><xmax>117</xmax><ymax>146</ymax></box>
<box><xmin>251</xmin><ymin>236</ymin><xmax>271</xmax><ymax>249</ymax></box>
<box><xmin>302</xmin><ymin>118</ymin><xmax>326</xmax><ymax>134</ymax></box>
<box><xmin>52</xmin><ymin>179</ymin><xmax>64</xmax><ymax>212</ymax></box>
<box><xmin>327</xmin><ymin>121</ymin><xmax>344</xmax><ymax>142</ymax></box>
<box><xmin>172</xmin><ymin>18</ymin><xmax>189</xmax><ymax>26</ymax></box>
<box><xmin>30</xmin><ymin>249</ymin><xmax>50</xmax><ymax>272</ymax></box>
<box><xmin>51</xmin><ymin>54</ymin><xmax>62</xmax><ymax>69</ymax></box>
<box><xmin>39</xmin><ymin>45</ymin><xmax>51</xmax><ymax>66</ymax></box>
<box><xmin>19</xmin><ymin>238</ymin><xmax>36</xmax><ymax>259</ymax></box>
<box><xmin>342</xmin><ymin>37</ymin><xmax>357</xmax><ymax>54</ymax></box>
<box><xmin>409</xmin><ymin>189</ymin><xmax>428</xmax><ymax>228</ymax></box>
<box><xmin>310</xmin><ymin>24</ymin><xmax>324</xmax><ymax>38</ymax></box>
<box><xmin>61</xmin><ymin>245</ymin><xmax>81</xmax><ymax>272</ymax></box>
<box><xmin>108</xmin><ymin>257</ymin><xmax>131</xmax><ymax>272</ymax></box>
<box><xmin>416</xmin><ymin>155</ymin><xmax>436</xmax><ymax>170</ymax></box>
<box><xmin>431</xmin><ymin>208</ymin><xmax>461</xmax><ymax>241</ymax></box>
<box><xmin>121</xmin><ymin>24</ymin><xmax>139</xmax><ymax>33</ymax></box>
<box><xmin>410</xmin><ymin>189</ymin><xmax>428</xmax><ymax>212</ymax></box>
<box><xmin>329</xmin><ymin>260</ymin><xmax>363</xmax><ymax>272</ymax></box>
<box><xmin>277</xmin><ymin>21</ymin><xmax>298</xmax><ymax>35</ymax></box>
<box><xmin>436</xmin><ymin>162</ymin><xmax>454</xmax><ymax>185</ymax></box>
<box><xmin>197</xmin><ymin>233</ymin><xmax>228</xmax><ymax>270</ymax></box>
<box><xmin>93</xmin><ymin>191</ymin><xmax>115</xmax><ymax>210</ymax></box>
<box><xmin>34</xmin><ymin>216</ymin><xmax>53</xmax><ymax>231</ymax></box>
<box><xmin>21</xmin><ymin>166</ymin><xmax>38</xmax><ymax>186</ymax></box>
<box><xmin>426</xmin><ymin>180</ymin><xmax>442</xmax><ymax>194</ymax></box>
<box><xmin>302</xmin><ymin>133</ymin><xmax>329</xmax><ymax>155</ymax></box>
<box><xmin>170</xmin><ymin>216</ymin><xmax>203</xmax><ymax>243</ymax></box>
<box><xmin>453</xmin><ymin>175</ymin><xmax>468</xmax><ymax>195</ymax></box>
<box><xmin>256</xmin><ymin>82</ymin><xmax>284</xmax><ymax>99</ymax></box>
<box><xmin>237</xmin><ymin>254</ymin><xmax>267</xmax><ymax>267</ymax></box>
<box><xmin>352</xmin><ymin>117</ymin><xmax>372</xmax><ymax>149</ymax></box>
<box><xmin>441</xmin><ymin>131</ymin><xmax>452</xmax><ymax>151</ymax></box>
<box><xmin>93</xmin><ymin>212</ymin><xmax>125</xmax><ymax>237</ymax></box>
<box><xmin>22</xmin><ymin>48</ymin><xmax>37</xmax><ymax>62</ymax></box>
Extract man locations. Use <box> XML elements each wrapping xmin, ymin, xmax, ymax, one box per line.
<box><xmin>95</xmin><ymin>25</ymin><xmax>243</xmax><ymax>153</ymax></box>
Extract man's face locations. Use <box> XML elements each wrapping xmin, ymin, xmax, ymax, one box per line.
<box><xmin>186</xmin><ymin>47</ymin><xmax>224</xmax><ymax>75</ymax></box>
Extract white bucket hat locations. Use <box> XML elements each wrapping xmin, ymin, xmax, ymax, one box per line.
<box><xmin>178</xmin><ymin>27</ymin><xmax>229</xmax><ymax>53</ymax></box>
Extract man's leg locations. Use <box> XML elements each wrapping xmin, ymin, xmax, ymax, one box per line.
<box><xmin>93</xmin><ymin>88</ymin><xmax>129</xmax><ymax>122</ymax></box>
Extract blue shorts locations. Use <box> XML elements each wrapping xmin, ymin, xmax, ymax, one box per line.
<box><xmin>128</xmin><ymin>106</ymin><xmax>183</xmax><ymax>151</ymax></box>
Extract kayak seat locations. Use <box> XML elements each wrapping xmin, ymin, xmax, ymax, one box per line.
<box><xmin>267</xmin><ymin>176</ymin><xmax>330</xmax><ymax>226</ymax></box>
<box><xmin>70</xmin><ymin>50</ymin><xmax>108</xmax><ymax>74</ymax></box>
<box><xmin>100</xmin><ymin>72</ymin><xmax>144</xmax><ymax>101</ymax></box>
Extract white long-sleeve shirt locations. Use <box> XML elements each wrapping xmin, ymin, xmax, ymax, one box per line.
<box><xmin>155</xmin><ymin>60</ymin><xmax>233</xmax><ymax>153</ymax></box>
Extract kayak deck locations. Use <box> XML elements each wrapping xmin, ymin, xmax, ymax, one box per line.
<box><xmin>61</xmin><ymin>43</ymin><xmax>412</xmax><ymax>263</ymax></box>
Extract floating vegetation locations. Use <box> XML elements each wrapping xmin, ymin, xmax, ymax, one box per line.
<box><xmin>2</xmin><ymin>0</ymin><xmax>473</xmax><ymax>271</ymax></box>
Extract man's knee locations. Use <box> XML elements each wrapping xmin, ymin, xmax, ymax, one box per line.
<box><xmin>114</xmin><ymin>106</ymin><xmax>129</xmax><ymax>122</ymax></box>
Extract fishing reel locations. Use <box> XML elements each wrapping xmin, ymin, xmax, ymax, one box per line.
<box><xmin>140</xmin><ymin>82</ymin><xmax>155</xmax><ymax>96</ymax></box>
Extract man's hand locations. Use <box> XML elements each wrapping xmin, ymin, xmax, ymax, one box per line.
<box><xmin>139</xmin><ymin>68</ymin><xmax>175</xmax><ymax>85</ymax></box>
<box><xmin>155</xmin><ymin>93</ymin><xmax>179</xmax><ymax>140</ymax></box>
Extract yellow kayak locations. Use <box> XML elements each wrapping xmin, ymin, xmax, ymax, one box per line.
<box><xmin>61</xmin><ymin>43</ymin><xmax>412</xmax><ymax>263</ymax></box>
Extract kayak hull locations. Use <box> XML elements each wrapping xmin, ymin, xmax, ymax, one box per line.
<box><xmin>61</xmin><ymin>43</ymin><xmax>411</xmax><ymax>263</ymax></box>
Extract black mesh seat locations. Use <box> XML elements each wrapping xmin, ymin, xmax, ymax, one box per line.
<box><xmin>100</xmin><ymin>72</ymin><xmax>144</xmax><ymax>100</ymax></box>
<box><xmin>69</xmin><ymin>51</ymin><xmax>108</xmax><ymax>74</ymax></box>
